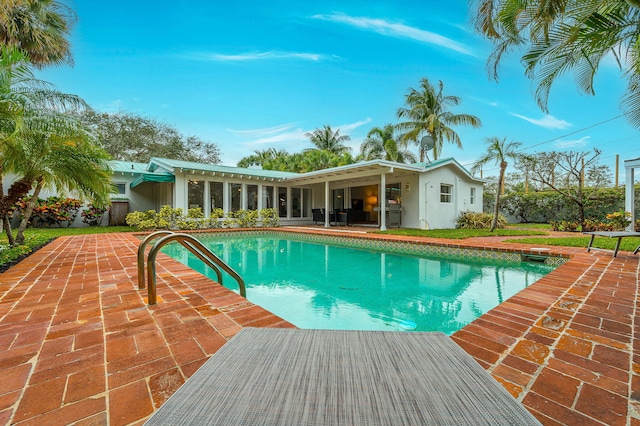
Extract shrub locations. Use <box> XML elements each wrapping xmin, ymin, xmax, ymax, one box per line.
<box><xmin>260</xmin><ymin>208</ymin><xmax>279</xmax><ymax>227</ymax></box>
<box><xmin>456</xmin><ymin>211</ymin><xmax>506</xmax><ymax>229</ymax></box>
<box><xmin>81</xmin><ymin>205</ymin><xmax>109</xmax><ymax>226</ymax></box>
<box><xmin>126</xmin><ymin>207</ymin><xmax>277</xmax><ymax>230</ymax></box>
<box><xmin>549</xmin><ymin>220</ymin><xmax>580</xmax><ymax>232</ymax></box>
<box><xmin>125</xmin><ymin>210</ymin><xmax>160</xmax><ymax>230</ymax></box>
<box><xmin>15</xmin><ymin>196</ymin><xmax>82</xmax><ymax>228</ymax></box>
<box><xmin>605</xmin><ymin>210</ymin><xmax>632</xmax><ymax>231</ymax></box>
<box><xmin>209</xmin><ymin>208</ymin><xmax>225</xmax><ymax>228</ymax></box>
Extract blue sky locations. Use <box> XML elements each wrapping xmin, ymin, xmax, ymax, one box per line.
<box><xmin>38</xmin><ymin>1</ymin><xmax>638</xmax><ymax>180</ymax></box>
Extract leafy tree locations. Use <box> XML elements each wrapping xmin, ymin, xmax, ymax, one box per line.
<box><xmin>76</xmin><ymin>110</ymin><xmax>221</xmax><ymax>164</ymax></box>
<box><xmin>470</xmin><ymin>0</ymin><xmax>640</xmax><ymax>128</ymax></box>
<box><xmin>359</xmin><ymin>124</ymin><xmax>417</xmax><ymax>163</ymax></box>
<box><xmin>397</xmin><ymin>78</ymin><xmax>481</xmax><ymax>161</ymax></box>
<box><xmin>0</xmin><ymin>0</ymin><xmax>75</xmax><ymax>67</ymax></box>
<box><xmin>471</xmin><ymin>137</ymin><xmax>522</xmax><ymax>231</ymax></box>
<box><xmin>518</xmin><ymin>149</ymin><xmax>611</xmax><ymax>229</ymax></box>
<box><xmin>305</xmin><ymin>125</ymin><xmax>351</xmax><ymax>155</ymax></box>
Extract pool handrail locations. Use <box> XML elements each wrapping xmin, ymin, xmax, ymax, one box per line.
<box><xmin>137</xmin><ymin>230</ymin><xmax>174</xmax><ymax>290</ymax></box>
<box><xmin>145</xmin><ymin>232</ymin><xmax>246</xmax><ymax>305</ymax></box>
<box><xmin>138</xmin><ymin>231</ymin><xmax>224</xmax><ymax>290</ymax></box>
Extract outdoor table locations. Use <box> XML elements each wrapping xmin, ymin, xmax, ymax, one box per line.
<box><xmin>145</xmin><ymin>328</ymin><xmax>540</xmax><ymax>425</ymax></box>
<box><xmin>583</xmin><ymin>231</ymin><xmax>640</xmax><ymax>257</ymax></box>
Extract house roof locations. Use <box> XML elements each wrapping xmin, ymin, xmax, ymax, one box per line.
<box><xmin>284</xmin><ymin>159</ymin><xmax>425</xmax><ymax>185</ymax></box>
<box><xmin>110</xmin><ymin>160</ymin><xmax>151</xmax><ymax>174</ymax></box>
<box><xmin>109</xmin><ymin>156</ymin><xmax>485</xmax><ymax>188</ymax></box>
<box><xmin>412</xmin><ymin>157</ymin><xmax>485</xmax><ymax>183</ymax></box>
<box><xmin>110</xmin><ymin>160</ymin><xmax>175</xmax><ymax>188</ymax></box>
<box><xmin>147</xmin><ymin>157</ymin><xmax>299</xmax><ymax>181</ymax></box>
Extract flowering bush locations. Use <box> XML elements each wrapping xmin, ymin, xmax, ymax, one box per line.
<box><xmin>606</xmin><ymin>210</ymin><xmax>632</xmax><ymax>231</ymax></box>
<box><xmin>81</xmin><ymin>205</ymin><xmax>109</xmax><ymax>226</ymax></box>
<box><xmin>14</xmin><ymin>196</ymin><xmax>81</xmax><ymax>228</ymax></box>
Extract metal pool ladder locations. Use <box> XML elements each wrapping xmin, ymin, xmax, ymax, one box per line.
<box><xmin>137</xmin><ymin>231</ymin><xmax>246</xmax><ymax>305</ymax></box>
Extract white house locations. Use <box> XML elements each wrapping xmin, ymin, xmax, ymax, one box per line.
<box><xmin>110</xmin><ymin>157</ymin><xmax>485</xmax><ymax>230</ymax></box>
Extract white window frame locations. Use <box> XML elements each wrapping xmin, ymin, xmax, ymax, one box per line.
<box><xmin>440</xmin><ymin>184</ymin><xmax>453</xmax><ymax>203</ymax></box>
<box><xmin>470</xmin><ymin>187</ymin><xmax>476</xmax><ymax>205</ymax></box>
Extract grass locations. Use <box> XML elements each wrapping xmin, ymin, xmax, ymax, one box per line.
<box><xmin>375</xmin><ymin>228</ymin><xmax>549</xmax><ymax>239</ymax></box>
<box><xmin>506</xmin><ymin>223</ymin><xmax>552</xmax><ymax>230</ymax></box>
<box><xmin>0</xmin><ymin>226</ymin><xmax>136</xmax><ymax>270</ymax></box>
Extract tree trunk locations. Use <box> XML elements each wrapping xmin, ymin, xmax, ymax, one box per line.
<box><xmin>15</xmin><ymin>180</ymin><xmax>43</xmax><ymax>245</ymax></box>
<box><xmin>3</xmin><ymin>215</ymin><xmax>16</xmax><ymax>247</ymax></box>
<box><xmin>491</xmin><ymin>164</ymin><xmax>506</xmax><ymax>232</ymax></box>
<box><xmin>0</xmin><ymin>176</ymin><xmax>34</xmax><ymax>220</ymax></box>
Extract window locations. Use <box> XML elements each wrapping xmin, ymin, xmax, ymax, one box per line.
<box><xmin>303</xmin><ymin>189</ymin><xmax>311</xmax><ymax>218</ymax></box>
<box><xmin>470</xmin><ymin>187</ymin><xmax>476</xmax><ymax>205</ymax></box>
<box><xmin>385</xmin><ymin>183</ymin><xmax>401</xmax><ymax>205</ymax></box>
<box><xmin>332</xmin><ymin>188</ymin><xmax>345</xmax><ymax>210</ymax></box>
<box><xmin>440</xmin><ymin>184</ymin><xmax>452</xmax><ymax>203</ymax></box>
<box><xmin>278</xmin><ymin>187</ymin><xmax>287</xmax><ymax>217</ymax></box>
<box><xmin>113</xmin><ymin>182</ymin><xmax>126</xmax><ymax>195</ymax></box>
<box><xmin>230</xmin><ymin>183</ymin><xmax>241</xmax><ymax>211</ymax></box>
<box><xmin>263</xmin><ymin>186</ymin><xmax>274</xmax><ymax>209</ymax></box>
<box><xmin>291</xmin><ymin>188</ymin><xmax>301</xmax><ymax>217</ymax></box>
<box><xmin>188</xmin><ymin>180</ymin><xmax>205</xmax><ymax>209</ymax></box>
<box><xmin>247</xmin><ymin>185</ymin><xmax>258</xmax><ymax>210</ymax></box>
<box><xmin>210</xmin><ymin>182</ymin><xmax>223</xmax><ymax>211</ymax></box>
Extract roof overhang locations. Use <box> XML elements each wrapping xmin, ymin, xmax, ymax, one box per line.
<box><xmin>130</xmin><ymin>173</ymin><xmax>175</xmax><ymax>189</ymax></box>
<box><xmin>285</xmin><ymin>161</ymin><xmax>424</xmax><ymax>185</ymax></box>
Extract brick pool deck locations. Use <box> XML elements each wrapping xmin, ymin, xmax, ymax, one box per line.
<box><xmin>0</xmin><ymin>229</ymin><xmax>638</xmax><ymax>425</ymax></box>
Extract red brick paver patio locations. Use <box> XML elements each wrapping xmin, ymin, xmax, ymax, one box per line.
<box><xmin>0</xmin><ymin>230</ymin><xmax>638</xmax><ymax>425</ymax></box>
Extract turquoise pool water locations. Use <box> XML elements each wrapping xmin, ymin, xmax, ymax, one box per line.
<box><xmin>162</xmin><ymin>233</ymin><xmax>556</xmax><ymax>334</ymax></box>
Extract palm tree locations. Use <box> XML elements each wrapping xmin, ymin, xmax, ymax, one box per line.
<box><xmin>0</xmin><ymin>0</ymin><xmax>75</xmax><ymax>67</ymax></box>
<box><xmin>397</xmin><ymin>78</ymin><xmax>481</xmax><ymax>161</ymax></box>
<box><xmin>305</xmin><ymin>125</ymin><xmax>351</xmax><ymax>155</ymax></box>
<box><xmin>238</xmin><ymin>148</ymin><xmax>273</xmax><ymax>168</ymax></box>
<box><xmin>359</xmin><ymin>124</ymin><xmax>417</xmax><ymax>163</ymax></box>
<box><xmin>13</xmin><ymin>128</ymin><xmax>113</xmax><ymax>244</ymax></box>
<box><xmin>0</xmin><ymin>47</ymin><xmax>106</xmax><ymax>245</ymax></box>
<box><xmin>470</xmin><ymin>0</ymin><xmax>640</xmax><ymax>128</ymax></box>
<box><xmin>471</xmin><ymin>137</ymin><xmax>522</xmax><ymax>231</ymax></box>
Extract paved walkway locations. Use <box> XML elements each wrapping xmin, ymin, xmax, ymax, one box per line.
<box><xmin>0</xmin><ymin>229</ymin><xmax>638</xmax><ymax>425</ymax></box>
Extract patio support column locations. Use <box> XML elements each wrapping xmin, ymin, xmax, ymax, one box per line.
<box><xmin>625</xmin><ymin>160</ymin><xmax>636</xmax><ymax>231</ymax></box>
<box><xmin>380</xmin><ymin>173</ymin><xmax>387</xmax><ymax>231</ymax></box>
<box><xmin>204</xmin><ymin>181</ymin><xmax>211</xmax><ymax>218</ymax></box>
<box><xmin>324</xmin><ymin>181</ymin><xmax>330</xmax><ymax>228</ymax></box>
<box><xmin>223</xmin><ymin>181</ymin><xmax>230</xmax><ymax>215</ymax></box>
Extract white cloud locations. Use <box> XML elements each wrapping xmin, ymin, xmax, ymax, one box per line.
<box><xmin>312</xmin><ymin>13</ymin><xmax>472</xmax><ymax>56</ymax></box>
<box><xmin>337</xmin><ymin>117</ymin><xmax>372</xmax><ymax>133</ymax></box>
<box><xmin>469</xmin><ymin>95</ymin><xmax>500</xmax><ymax>107</ymax></box>
<box><xmin>228</xmin><ymin>123</ymin><xmax>299</xmax><ymax>137</ymax></box>
<box><xmin>555</xmin><ymin>136</ymin><xmax>590</xmax><ymax>149</ymax></box>
<box><xmin>187</xmin><ymin>51</ymin><xmax>324</xmax><ymax>62</ymax></box>
<box><xmin>230</xmin><ymin>118</ymin><xmax>372</xmax><ymax>149</ymax></box>
<box><xmin>509</xmin><ymin>113</ymin><xmax>572</xmax><ymax>129</ymax></box>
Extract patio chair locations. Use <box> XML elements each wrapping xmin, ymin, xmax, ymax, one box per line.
<box><xmin>312</xmin><ymin>208</ymin><xmax>325</xmax><ymax>225</ymax></box>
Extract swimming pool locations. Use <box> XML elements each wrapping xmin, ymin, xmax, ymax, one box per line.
<box><xmin>161</xmin><ymin>231</ymin><xmax>557</xmax><ymax>334</ymax></box>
